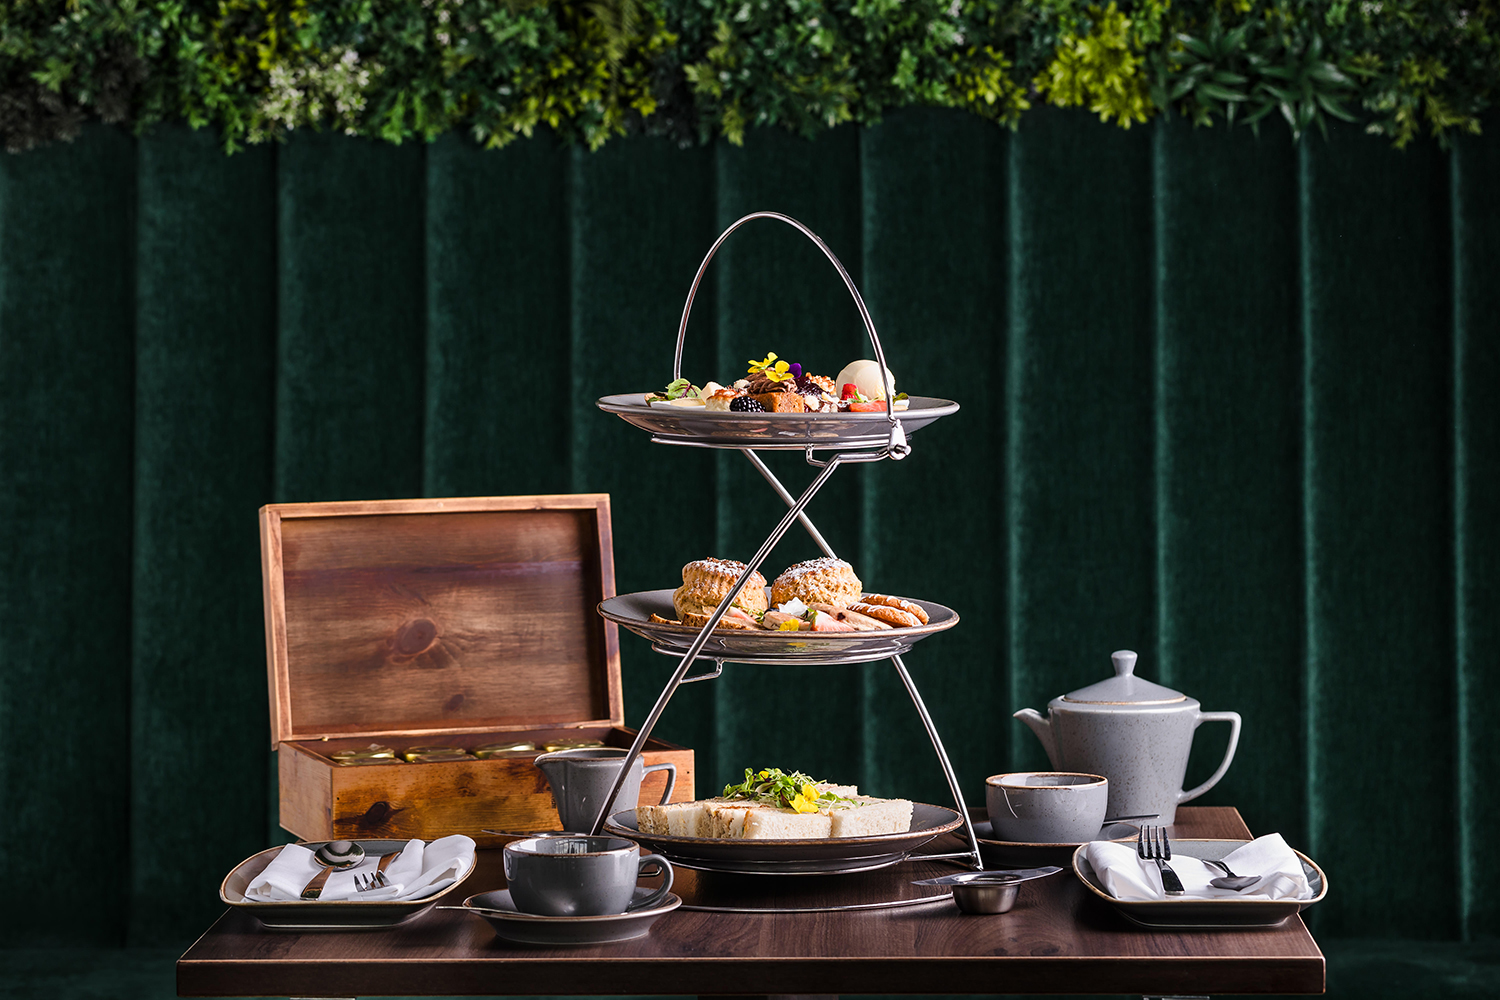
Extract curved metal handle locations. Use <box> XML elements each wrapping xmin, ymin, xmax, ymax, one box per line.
<box><xmin>672</xmin><ymin>211</ymin><xmax>907</xmax><ymax>458</ymax></box>
<box><xmin>1179</xmin><ymin>710</ymin><xmax>1242</xmax><ymax>804</ymax></box>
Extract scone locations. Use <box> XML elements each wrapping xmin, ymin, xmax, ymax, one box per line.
<box><xmin>770</xmin><ymin>557</ymin><xmax>863</xmax><ymax>608</ymax></box>
<box><xmin>673</xmin><ymin>557</ymin><xmax>769</xmax><ymax>620</ymax></box>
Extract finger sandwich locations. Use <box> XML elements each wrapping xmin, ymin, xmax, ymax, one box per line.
<box><xmin>635</xmin><ymin>770</ymin><xmax>913</xmax><ymax>840</ymax></box>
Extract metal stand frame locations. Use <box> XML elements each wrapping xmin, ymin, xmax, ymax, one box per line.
<box><xmin>587</xmin><ymin>212</ymin><xmax>982</xmax><ymax>870</ymax></box>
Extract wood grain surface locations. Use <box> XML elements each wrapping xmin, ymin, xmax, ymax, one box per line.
<box><xmin>278</xmin><ymin>727</ymin><xmax>695</xmax><ymax>846</ymax></box>
<box><xmin>178</xmin><ymin>807</ymin><xmax>1324</xmax><ymax>996</ymax></box>
<box><xmin>261</xmin><ymin>496</ymin><xmax>622</xmax><ymax>745</ymax></box>
<box><xmin>262</xmin><ymin>495</ymin><xmax>671</xmax><ymax>847</ymax></box>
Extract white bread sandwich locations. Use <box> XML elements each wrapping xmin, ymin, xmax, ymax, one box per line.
<box><xmin>634</xmin><ymin>768</ymin><xmax>912</xmax><ymax>840</ymax></box>
<box><xmin>828</xmin><ymin>795</ymin><xmax>914</xmax><ymax>837</ymax></box>
<box><xmin>636</xmin><ymin>800</ymin><xmax>714</xmax><ymax>838</ymax></box>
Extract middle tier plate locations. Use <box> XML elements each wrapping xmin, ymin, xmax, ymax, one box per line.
<box><xmin>599</xmin><ymin>590</ymin><xmax>959</xmax><ymax>664</ymax></box>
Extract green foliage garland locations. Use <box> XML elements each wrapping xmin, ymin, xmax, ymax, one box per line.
<box><xmin>1</xmin><ymin>0</ymin><xmax>1493</xmax><ymax>154</ymax></box>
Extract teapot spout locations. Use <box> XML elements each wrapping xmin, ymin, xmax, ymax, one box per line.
<box><xmin>1012</xmin><ymin>708</ymin><xmax>1060</xmax><ymax>768</ymax></box>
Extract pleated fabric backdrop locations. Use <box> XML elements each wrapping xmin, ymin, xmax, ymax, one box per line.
<box><xmin>0</xmin><ymin>107</ymin><xmax>1496</xmax><ymax>966</ymax></box>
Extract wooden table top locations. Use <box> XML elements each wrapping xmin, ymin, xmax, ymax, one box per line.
<box><xmin>177</xmin><ymin>806</ymin><xmax>1324</xmax><ymax>997</ymax></box>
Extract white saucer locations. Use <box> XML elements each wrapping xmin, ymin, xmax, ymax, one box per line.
<box><xmin>461</xmin><ymin>888</ymin><xmax>681</xmax><ymax>946</ymax></box>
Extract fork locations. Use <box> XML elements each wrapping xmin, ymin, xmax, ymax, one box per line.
<box><xmin>1137</xmin><ymin>825</ymin><xmax>1185</xmax><ymax>896</ymax></box>
<box><xmin>353</xmin><ymin>871</ymin><xmax>390</xmax><ymax>893</ymax></box>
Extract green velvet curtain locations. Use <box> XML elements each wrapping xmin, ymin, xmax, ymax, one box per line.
<box><xmin>0</xmin><ymin>107</ymin><xmax>1495</xmax><ymax>957</ymax></box>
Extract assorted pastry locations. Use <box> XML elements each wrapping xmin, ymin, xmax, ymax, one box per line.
<box><xmin>653</xmin><ymin>556</ymin><xmax>931</xmax><ymax>633</ymax></box>
<box><xmin>635</xmin><ymin>766</ymin><xmax>914</xmax><ymax>839</ymax></box>
<box><xmin>645</xmin><ymin>353</ymin><xmax>910</xmax><ymax>413</ymax></box>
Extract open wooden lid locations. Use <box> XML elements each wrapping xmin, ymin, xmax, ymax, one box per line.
<box><xmin>259</xmin><ymin>495</ymin><xmax>621</xmax><ymax>748</ymax></box>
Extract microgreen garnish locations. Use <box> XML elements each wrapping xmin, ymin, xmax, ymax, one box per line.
<box><xmin>646</xmin><ymin>377</ymin><xmax>698</xmax><ymax>402</ymax></box>
<box><xmin>722</xmin><ymin>767</ymin><xmax>855</xmax><ymax>814</ymax></box>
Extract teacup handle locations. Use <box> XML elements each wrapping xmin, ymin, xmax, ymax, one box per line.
<box><xmin>643</xmin><ymin>762</ymin><xmax>677</xmax><ymax>806</ymax></box>
<box><xmin>1178</xmin><ymin>710</ymin><xmax>1242</xmax><ymax>804</ymax></box>
<box><xmin>626</xmin><ymin>853</ymin><xmax>674</xmax><ymax>911</ymax></box>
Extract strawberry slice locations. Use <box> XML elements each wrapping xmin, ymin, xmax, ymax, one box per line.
<box><xmin>810</xmin><ymin>609</ymin><xmax>857</xmax><ymax>632</ymax></box>
<box><xmin>841</xmin><ymin>383</ymin><xmax>858</xmax><ymax>400</ymax></box>
<box><xmin>724</xmin><ymin>606</ymin><xmax>760</xmax><ymax>625</ymax></box>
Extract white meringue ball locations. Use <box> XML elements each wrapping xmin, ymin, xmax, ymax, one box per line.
<box><xmin>834</xmin><ymin>360</ymin><xmax>896</xmax><ymax>401</ymax></box>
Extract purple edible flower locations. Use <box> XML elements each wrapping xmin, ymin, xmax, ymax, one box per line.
<box><xmin>789</xmin><ymin>363</ymin><xmax>802</xmax><ymax>378</ymax></box>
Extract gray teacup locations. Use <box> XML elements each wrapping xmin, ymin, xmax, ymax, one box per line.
<box><xmin>985</xmin><ymin>772</ymin><xmax>1109</xmax><ymax>844</ymax></box>
<box><xmin>502</xmin><ymin>835</ymin><xmax>673</xmax><ymax>917</ymax></box>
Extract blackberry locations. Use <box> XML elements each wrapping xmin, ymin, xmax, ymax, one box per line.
<box><xmin>729</xmin><ymin>395</ymin><xmax>765</xmax><ymax>413</ymax></box>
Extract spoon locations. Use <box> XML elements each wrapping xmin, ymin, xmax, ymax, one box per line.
<box><xmin>299</xmin><ymin>841</ymin><xmax>367</xmax><ymax>900</ymax></box>
<box><xmin>314</xmin><ymin>841</ymin><xmax>366</xmax><ymax>868</ymax></box>
<box><xmin>438</xmin><ymin>904</ymin><xmax>514</xmax><ymax>917</ymax></box>
<box><xmin>910</xmin><ymin>866</ymin><xmax>1062</xmax><ymax>886</ymax></box>
<box><xmin>1203</xmin><ymin>858</ymin><xmax>1258</xmax><ymax>891</ymax></box>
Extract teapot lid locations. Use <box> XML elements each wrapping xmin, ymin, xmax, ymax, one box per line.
<box><xmin>1062</xmin><ymin>651</ymin><xmax>1186</xmax><ymax>705</ymax></box>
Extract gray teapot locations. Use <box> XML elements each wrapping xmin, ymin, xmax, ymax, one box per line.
<box><xmin>1012</xmin><ymin>651</ymin><xmax>1241</xmax><ymax>825</ymax></box>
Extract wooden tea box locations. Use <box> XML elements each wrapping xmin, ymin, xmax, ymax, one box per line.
<box><xmin>260</xmin><ymin>494</ymin><xmax>694</xmax><ymax>848</ymax></box>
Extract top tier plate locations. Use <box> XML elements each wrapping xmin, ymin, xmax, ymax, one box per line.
<box><xmin>597</xmin><ymin>394</ymin><xmax>960</xmax><ymax>450</ymax></box>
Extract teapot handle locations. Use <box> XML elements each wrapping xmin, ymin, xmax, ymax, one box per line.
<box><xmin>1178</xmin><ymin>711</ymin><xmax>1242</xmax><ymax>805</ymax></box>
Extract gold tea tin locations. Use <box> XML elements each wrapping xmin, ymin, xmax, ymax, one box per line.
<box><xmin>330</xmin><ymin>744</ymin><xmax>396</xmax><ymax>762</ymax></box>
<box><xmin>402</xmin><ymin>745</ymin><xmax>466</xmax><ymax>762</ymax></box>
<box><xmin>336</xmin><ymin>757</ymin><xmax>404</xmax><ymax>766</ymax></box>
<box><xmin>542</xmin><ymin>738</ymin><xmax>608</xmax><ymax>753</ymax></box>
<box><xmin>473</xmin><ymin>741</ymin><xmax>537</xmax><ymax>758</ymax></box>
<box><xmin>408</xmin><ymin>751</ymin><xmax>475</xmax><ymax>763</ymax></box>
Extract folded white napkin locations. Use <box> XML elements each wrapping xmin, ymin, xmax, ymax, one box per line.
<box><xmin>1083</xmin><ymin>833</ymin><xmax>1311</xmax><ymax>901</ymax></box>
<box><xmin>245</xmin><ymin>836</ymin><xmax>476</xmax><ymax>903</ymax></box>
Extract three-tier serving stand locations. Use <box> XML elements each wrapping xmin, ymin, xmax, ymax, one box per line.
<box><xmin>589</xmin><ymin>212</ymin><xmax>982</xmax><ymax>874</ymax></box>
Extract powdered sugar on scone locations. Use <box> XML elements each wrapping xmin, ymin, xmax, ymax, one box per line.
<box><xmin>770</xmin><ymin>557</ymin><xmax>863</xmax><ymax>608</ymax></box>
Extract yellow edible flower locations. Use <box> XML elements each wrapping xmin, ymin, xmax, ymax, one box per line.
<box><xmin>790</xmin><ymin>783</ymin><xmax>821</xmax><ymax>814</ymax></box>
<box><xmin>748</xmin><ymin>353</ymin><xmax>793</xmax><ymax>382</ymax></box>
<box><xmin>778</xmin><ymin>619</ymin><xmax>802</xmax><ymax>631</ymax></box>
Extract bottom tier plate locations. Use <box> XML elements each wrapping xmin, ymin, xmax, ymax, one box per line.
<box><xmin>670</xmin><ymin>860</ymin><xmax>959</xmax><ymax>913</ymax></box>
<box><xmin>605</xmin><ymin>803</ymin><xmax>963</xmax><ymax>876</ymax></box>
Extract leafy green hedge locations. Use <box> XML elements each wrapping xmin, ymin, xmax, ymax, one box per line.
<box><xmin>1</xmin><ymin>0</ymin><xmax>1493</xmax><ymax>154</ymax></box>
